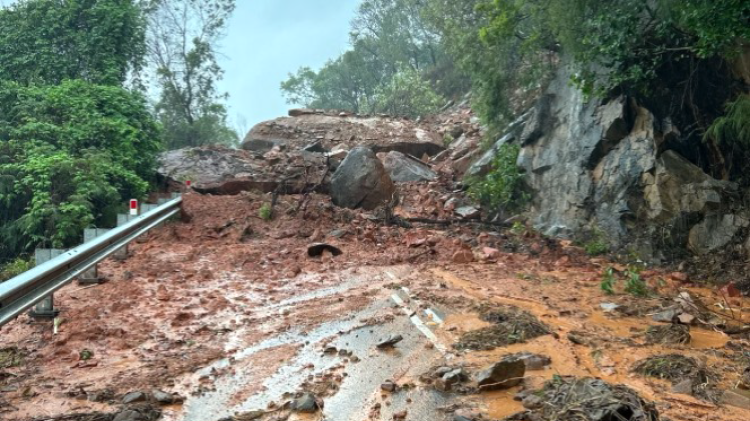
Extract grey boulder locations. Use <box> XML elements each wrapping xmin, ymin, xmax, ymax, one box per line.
<box><xmin>330</xmin><ymin>147</ymin><xmax>396</xmax><ymax>210</ymax></box>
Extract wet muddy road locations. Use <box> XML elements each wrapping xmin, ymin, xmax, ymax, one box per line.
<box><xmin>3</xmin><ymin>193</ymin><xmax>750</xmax><ymax>421</ymax></box>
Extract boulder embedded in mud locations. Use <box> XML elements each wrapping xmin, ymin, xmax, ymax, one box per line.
<box><xmin>476</xmin><ymin>355</ymin><xmax>526</xmax><ymax>389</ymax></box>
<box><xmin>382</xmin><ymin>151</ymin><xmax>437</xmax><ymax>182</ymax></box>
<box><xmin>688</xmin><ymin>214</ymin><xmax>749</xmax><ymax>255</ymax></box>
<box><xmin>330</xmin><ymin>147</ymin><xmax>396</xmax><ymax>210</ymax></box>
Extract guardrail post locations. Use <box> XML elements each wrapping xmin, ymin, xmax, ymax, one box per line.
<box><xmin>29</xmin><ymin>248</ymin><xmax>66</xmax><ymax>319</ymax></box>
<box><xmin>78</xmin><ymin>228</ymin><xmax>110</xmax><ymax>284</ymax></box>
<box><xmin>115</xmin><ymin>214</ymin><xmax>138</xmax><ymax>259</ymax></box>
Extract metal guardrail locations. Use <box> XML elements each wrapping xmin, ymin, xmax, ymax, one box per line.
<box><xmin>0</xmin><ymin>196</ymin><xmax>183</xmax><ymax>327</ymax></box>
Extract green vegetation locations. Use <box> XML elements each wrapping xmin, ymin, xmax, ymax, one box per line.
<box><xmin>0</xmin><ymin>257</ymin><xmax>32</xmax><ymax>282</ymax></box>
<box><xmin>467</xmin><ymin>144</ymin><xmax>528</xmax><ymax>214</ymax></box>
<box><xmin>0</xmin><ymin>81</ymin><xmax>161</xmax><ymax>260</ymax></box>
<box><xmin>579</xmin><ymin>229</ymin><xmax>609</xmax><ymax>256</ymax></box>
<box><xmin>258</xmin><ymin>203</ymin><xmax>273</xmax><ymax>221</ymax></box>
<box><xmin>600</xmin><ymin>266</ymin><xmax>650</xmax><ymax>297</ymax></box>
<box><xmin>0</xmin><ymin>0</ymin><xmax>238</xmax><ymax>270</ymax></box>
<box><xmin>0</xmin><ymin>0</ymin><xmax>146</xmax><ymax>86</ymax></box>
<box><xmin>600</xmin><ymin>267</ymin><xmax>616</xmax><ymax>295</ymax></box>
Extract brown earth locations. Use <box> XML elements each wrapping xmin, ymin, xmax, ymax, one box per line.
<box><xmin>1</xmin><ymin>188</ymin><xmax>749</xmax><ymax>421</ymax></box>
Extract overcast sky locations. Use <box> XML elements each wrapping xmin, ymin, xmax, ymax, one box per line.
<box><xmin>217</xmin><ymin>1</ymin><xmax>360</xmax><ymax>135</ymax></box>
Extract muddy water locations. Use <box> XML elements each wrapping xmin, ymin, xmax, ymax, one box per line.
<box><xmin>431</xmin><ymin>268</ymin><xmax>741</xmax><ymax>420</ymax></box>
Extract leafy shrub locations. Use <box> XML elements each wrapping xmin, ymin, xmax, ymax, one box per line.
<box><xmin>601</xmin><ymin>267</ymin><xmax>616</xmax><ymax>295</ymax></box>
<box><xmin>372</xmin><ymin>66</ymin><xmax>446</xmax><ymax>118</ymax></box>
<box><xmin>258</xmin><ymin>203</ymin><xmax>273</xmax><ymax>221</ymax></box>
<box><xmin>706</xmin><ymin>95</ymin><xmax>750</xmax><ymax>147</ymax></box>
<box><xmin>0</xmin><ymin>257</ymin><xmax>32</xmax><ymax>282</ymax></box>
<box><xmin>600</xmin><ymin>266</ymin><xmax>651</xmax><ymax>297</ymax></box>
<box><xmin>468</xmin><ymin>143</ymin><xmax>528</xmax><ymax>214</ymax></box>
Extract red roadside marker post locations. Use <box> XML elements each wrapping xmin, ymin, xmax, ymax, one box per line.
<box><xmin>129</xmin><ymin>199</ymin><xmax>138</xmax><ymax>216</ymax></box>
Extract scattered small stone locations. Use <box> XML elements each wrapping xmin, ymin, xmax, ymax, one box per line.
<box><xmin>293</xmin><ymin>393</ymin><xmax>320</xmax><ymax>413</ymax></box>
<box><xmin>455</xmin><ymin>206</ymin><xmax>480</xmax><ymax>220</ymax></box>
<box><xmin>476</xmin><ymin>355</ymin><xmax>526</xmax><ymax>390</ymax></box>
<box><xmin>599</xmin><ymin>303</ymin><xmax>621</xmax><ymax>313</ymax></box>
<box><xmin>677</xmin><ymin>313</ymin><xmax>695</xmax><ymax>325</ymax></box>
<box><xmin>451</xmin><ymin>249</ymin><xmax>475</xmax><ymax>264</ymax></box>
<box><xmin>567</xmin><ymin>332</ymin><xmax>586</xmax><ymax>345</ymax></box>
<box><xmin>122</xmin><ymin>391</ymin><xmax>148</xmax><ymax>404</ymax></box>
<box><xmin>393</xmin><ymin>410</ymin><xmax>408</xmax><ymax>419</ymax></box>
<box><xmin>721</xmin><ymin>389</ymin><xmax>750</xmax><ymax>410</ymax></box>
<box><xmin>152</xmin><ymin>390</ymin><xmax>182</xmax><ymax>405</ymax></box>
<box><xmin>381</xmin><ymin>381</ymin><xmax>397</xmax><ymax>392</ymax></box>
<box><xmin>233</xmin><ymin>410</ymin><xmax>265</xmax><ymax>420</ymax></box>
<box><xmin>671</xmin><ymin>379</ymin><xmax>694</xmax><ymax>395</ymax></box>
<box><xmin>377</xmin><ymin>334</ymin><xmax>404</xmax><ymax>349</ymax></box>
<box><xmin>512</xmin><ymin>352</ymin><xmax>552</xmax><ymax>370</ymax></box>
<box><xmin>651</xmin><ymin>307</ymin><xmax>681</xmax><ymax>323</ymax></box>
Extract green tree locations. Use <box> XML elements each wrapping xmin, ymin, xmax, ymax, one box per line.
<box><xmin>0</xmin><ymin>80</ymin><xmax>161</xmax><ymax>262</ymax></box>
<box><xmin>373</xmin><ymin>66</ymin><xmax>445</xmax><ymax>117</ymax></box>
<box><xmin>0</xmin><ymin>0</ymin><xmax>146</xmax><ymax>86</ymax></box>
<box><xmin>145</xmin><ymin>0</ymin><xmax>238</xmax><ymax>149</ymax></box>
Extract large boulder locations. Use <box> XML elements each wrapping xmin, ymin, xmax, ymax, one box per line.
<box><xmin>330</xmin><ymin>147</ymin><xmax>396</xmax><ymax>210</ymax></box>
<box><xmin>157</xmin><ymin>146</ymin><xmax>330</xmax><ymax>195</ymax></box>
<box><xmin>242</xmin><ymin>112</ymin><xmax>445</xmax><ymax>157</ymax></box>
<box><xmin>382</xmin><ymin>151</ymin><xmax>437</xmax><ymax>182</ymax></box>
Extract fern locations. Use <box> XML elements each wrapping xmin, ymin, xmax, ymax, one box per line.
<box><xmin>705</xmin><ymin>94</ymin><xmax>750</xmax><ymax>147</ymax></box>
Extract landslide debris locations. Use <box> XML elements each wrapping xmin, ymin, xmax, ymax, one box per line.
<box><xmin>633</xmin><ymin>354</ymin><xmax>719</xmax><ymax>401</ymax></box>
<box><xmin>644</xmin><ymin>324</ymin><xmax>691</xmax><ymax>345</ymax></box>
<box><xmin>506</xmin><ymin>377</ymin><xmax>660</xmax><ymax>421</ymax></box>
<box><xmin>454</xmin><ymin>305</ymin><xmax>550</xmax><ymax>351</ymax></box>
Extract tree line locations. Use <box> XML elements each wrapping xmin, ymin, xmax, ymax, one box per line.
<box><xmin>0</xmin><ymin>0</ymin><xmax>236</xmax><ymax>274</ymax></box>
<box><xmin>282</xmin><ymin>0</ymin><xmax>749</xmax><ymax>145</ymax></box>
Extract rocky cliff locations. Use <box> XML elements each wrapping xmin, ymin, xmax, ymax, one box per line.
<box><xmin>492</xmin><ymin>66</ymin><xmax>747</xmax><ymax>262</ymax></box>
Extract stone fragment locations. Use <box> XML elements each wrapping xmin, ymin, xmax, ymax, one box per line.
<box><xmin>476</xmin><ymin>355</ymin><xmax>526</xmax><ymax>390</ymax></box>
<box><xmin>377</xmin><ymin>334</ymin><xmax>404</xmax><ymax>349</ymax></box>
<box><xmin>452</xmin><ymin>250</ymin><xmax>475</xmax><ymax>264</ymax></box>
<box><xmin>122</xmin><ymin>391</ymin><xmax>147</xmax><ymax>404</ymax></box>
<box><xmin>293</xmin><ymin>393</ymin><xmax>320</xmax><ymax>413</ymax></box>
<box><xmin>382</xmin><ymin>151</ymin><xmax>437</xmax><ymax>182</ymax></box>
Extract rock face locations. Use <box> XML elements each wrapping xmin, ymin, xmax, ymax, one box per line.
<box><xmin>508</xmin><ymin>65</ymin><xmax>742</xmax><ymax>259</ymax></box>
<box><xmin>330</xmin><ymin>147</ymin><xmax>396</xmax><ymax>210</ymax></box>
<box><xmin>242</xmin><ymin>111</ymin><xmax>445</xmax><ymax>157</ymax></box>
<box><xmin>381</xmin><ymin>151</ymin><xmax>437</xmax><ymax>182</ymax></box>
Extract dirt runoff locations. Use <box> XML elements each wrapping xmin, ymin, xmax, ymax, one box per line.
<box><xmin>0</xmin><ymin>191</ymin><xmax>749</xmax><ymax>421</ymax></box>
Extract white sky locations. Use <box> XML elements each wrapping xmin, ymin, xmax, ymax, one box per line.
<box><xmin>217</xmin><ymin>1</ymin><xmax>360</xmax><ymax>134</ymax></box>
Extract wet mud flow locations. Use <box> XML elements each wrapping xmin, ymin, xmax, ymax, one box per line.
<box><xmin>3</xmin><ymin>193</ymin><xmax>750</xmax><ymax>421</ymax></box>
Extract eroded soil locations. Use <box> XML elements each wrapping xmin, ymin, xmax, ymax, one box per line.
<box><xmin>1</xmin><ymin>192</ymin><xmax>749</xmax><ymax>421</ymax></box>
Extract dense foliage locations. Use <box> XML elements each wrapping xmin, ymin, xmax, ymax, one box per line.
<box><xmin>0</xmin><ymin>81</ymin><xmax>161</xmax><ymax>262</ymax></box>
<box><xmin>0</xmin><ymin>0</ymin><xmax>171</xmax><ymax>273</ymax></box>
<box><xmin>0</xmin><ymin>0</ymin><xmax>146</xmax><ymax>86</ymax></box>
